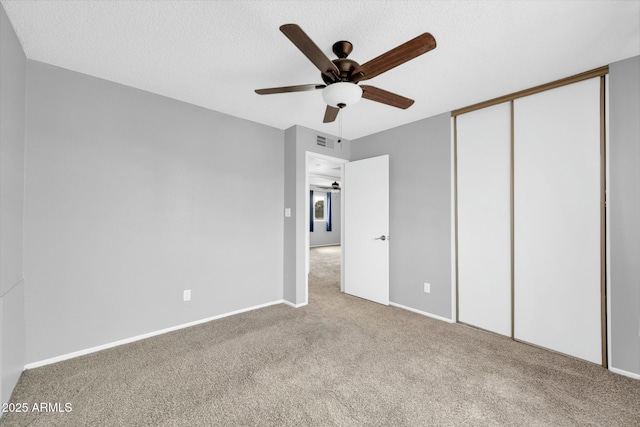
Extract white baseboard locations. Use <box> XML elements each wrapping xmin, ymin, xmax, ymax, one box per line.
<box><xmin>283</xmin><ymin>300</ymin><xmax>308</xmax><ymax>308</ymax></box>
<box><xmin>309</xmin><ymin>243</ymin><xmax>341</xmax><ymax>248</ymax></box>
<box><xmin>609</xmin><ymin>366</ymin><xmax>640</xmax><ymax>380</ymax></box>
<box><xmin>24</xmin><ymin>299</ymin><xmax>284</xmax><ymax>370</ymax></box>
<box><xmin>389</xmin><ymin>301</ymin><xmax>455</xmax><ymax>323</ymax></box>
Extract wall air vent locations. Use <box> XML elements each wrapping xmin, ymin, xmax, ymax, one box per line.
<box><xmin>316</xmin><ymin>135</ymin><xmax>334</xmax><ymax>149</ymax></box>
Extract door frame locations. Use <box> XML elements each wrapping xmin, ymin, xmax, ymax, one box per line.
<box><xmin>305</xmin><ymin>151</ymin><xmax>349</xmax><ymax>302</ymax></box>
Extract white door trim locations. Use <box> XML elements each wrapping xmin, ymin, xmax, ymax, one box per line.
<box><xmin>305</xmin><ymin>151</ymin><xmax>349</xmax><ymax>303</ymax></box>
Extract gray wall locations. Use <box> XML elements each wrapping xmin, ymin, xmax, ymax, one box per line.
<box><xmin>609</xmin><ymin>55</ymin><xmax>640</xmax><ymax>376</ymax></box>
<box><xmin>24</xmin><ymin>61</ymin><xmax>284</xmax><ymax>364</ymax></box>
<box><xmin>309</xmin><ymin>191</ymin><xmax>341</xmax><ymax>247</ymax></box>
<box><xmin>283</xmin><ymin>125</ymin><xmax>350</xmax><ymax>305</ymax></box>
<box><xmin>0</xmin><ymin>3</ymin><xmax>26</xmax><ymax>407</ymax></box>
<box><xmin>351</xmin><ymin>113</ymin><xmax>452</xmax><ymax>319</ymax></box>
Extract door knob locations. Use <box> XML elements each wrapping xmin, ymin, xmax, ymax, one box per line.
<box><xmin>375</xmin><ymin>235</ymin><xmax>387</xmax><ymax>241</ymax></box>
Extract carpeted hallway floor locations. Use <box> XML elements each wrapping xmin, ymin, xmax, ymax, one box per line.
<box><xmin>2</xmin><ymin>245</ymin><xmax>639</xmax><ymax>426</ymax></box>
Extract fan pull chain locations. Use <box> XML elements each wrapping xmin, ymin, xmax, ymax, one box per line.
<box><xmin>338</xmin><ymin>108</ymin><xmax>343</xmax><ymax>146</ymax></box>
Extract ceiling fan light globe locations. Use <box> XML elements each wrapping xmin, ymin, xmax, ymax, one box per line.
<box><xmin>322</xmin><ymin>82</ymin><xmax>362</xmax><ymax>108</ymax></box>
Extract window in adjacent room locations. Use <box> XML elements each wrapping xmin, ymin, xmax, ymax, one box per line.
<box><xmin>313</xmin><ymin>193</ymin><xmax>326</xmax><ymax>221</ymax></box>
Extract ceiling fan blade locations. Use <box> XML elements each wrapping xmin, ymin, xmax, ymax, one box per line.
<box><xmin>255</xmin><ymin>84</ymin><xmax>325</xmax><ymax>95</ymax></box>
<box><xmin>360</xmin><ymin>85</ymin><xmax>415</xmax><ymax>109</ymax></box>
<box><xmin>323</xmin><ymin>105</ymin><xmax>340</xmax><ymax>123</ymax></box>
<box><xmin>352</xmin><ymin>33</ymin><xmax>436</xmax><ymax>82</ymax></box>
<box><xmin>280</xmin><ymin>24</ymin><xmax>340</xmax><ymax>81</ymax></box>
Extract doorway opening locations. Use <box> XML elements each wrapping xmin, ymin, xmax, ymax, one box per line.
<box><xmin>306</xmin><ymin>152</ymin><xmax>348</xmax><ymax>302</ymax></box>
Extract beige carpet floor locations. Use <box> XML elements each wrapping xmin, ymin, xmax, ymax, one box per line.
<box><xmin>2</xmin><ymin>245</ymin><xmax>639</xmax><ymax>426</ymax></box>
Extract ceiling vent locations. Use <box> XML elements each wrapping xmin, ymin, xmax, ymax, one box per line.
<box><xmin>316</xmin><ymin>135</ymin><xmax>334</xmax><ymax>149</ymax></box>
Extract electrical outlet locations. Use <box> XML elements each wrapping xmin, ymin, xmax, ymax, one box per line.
<box><xmin>423</xmin><ymin>282</ymin><xmax>431</xmax><ymax>293</ymax></box>
<box><xmin>183</xmin><ymin>289</ymin><xmax>191</xmax><ymax>302</ymax></box>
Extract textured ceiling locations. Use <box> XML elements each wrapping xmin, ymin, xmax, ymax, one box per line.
<box><xmin>308</xmin><ymin>155</ymin><xmax>344</xmax><ymax>188</ymax></box>
<box><xmin>2</xmin><ymin>0</ymin><xmax>639</xmax><ymax>140</ymax></box>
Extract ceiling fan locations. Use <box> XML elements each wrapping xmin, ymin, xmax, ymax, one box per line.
<box><xmin>255</xmin><ymin>24</ymin><xmax>437</xmax><ymax>123</ymax></box>
<box><xmin>314</xmin><ymin>181</ymin><xmax>341</xmax><ymax>192</ymax></box>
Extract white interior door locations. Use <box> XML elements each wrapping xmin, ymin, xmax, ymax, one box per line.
<box><xmin>514</xmin><ymin>77</ymin><xmax>602</xmax><ymax>364</ymax></box>
<box><xmin>343</xmin><ymin>155</ymin><xmax>389</xmax><ymax>305</ymax></box>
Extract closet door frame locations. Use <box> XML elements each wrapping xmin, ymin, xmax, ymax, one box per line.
<box><xmin>452</xmin><ymin>66</ymin><xmax>608</xmax><ymax>367</ymax></box>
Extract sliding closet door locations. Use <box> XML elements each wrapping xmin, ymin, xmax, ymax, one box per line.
<box><xmin>514</xmin><ymin>77</ymin><xmax>601</xmax><ymax>364</ymax></box>
<box><xmin>457</xmin><ymin>102</ymin><xmax>512</xmax><ymax>336</ymax></box>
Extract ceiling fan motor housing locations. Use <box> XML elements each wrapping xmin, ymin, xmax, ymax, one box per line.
<box><xmin>321</xmin><ymin>57</ymin><xmax>360</xmax><ymax>84</ymax></box>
